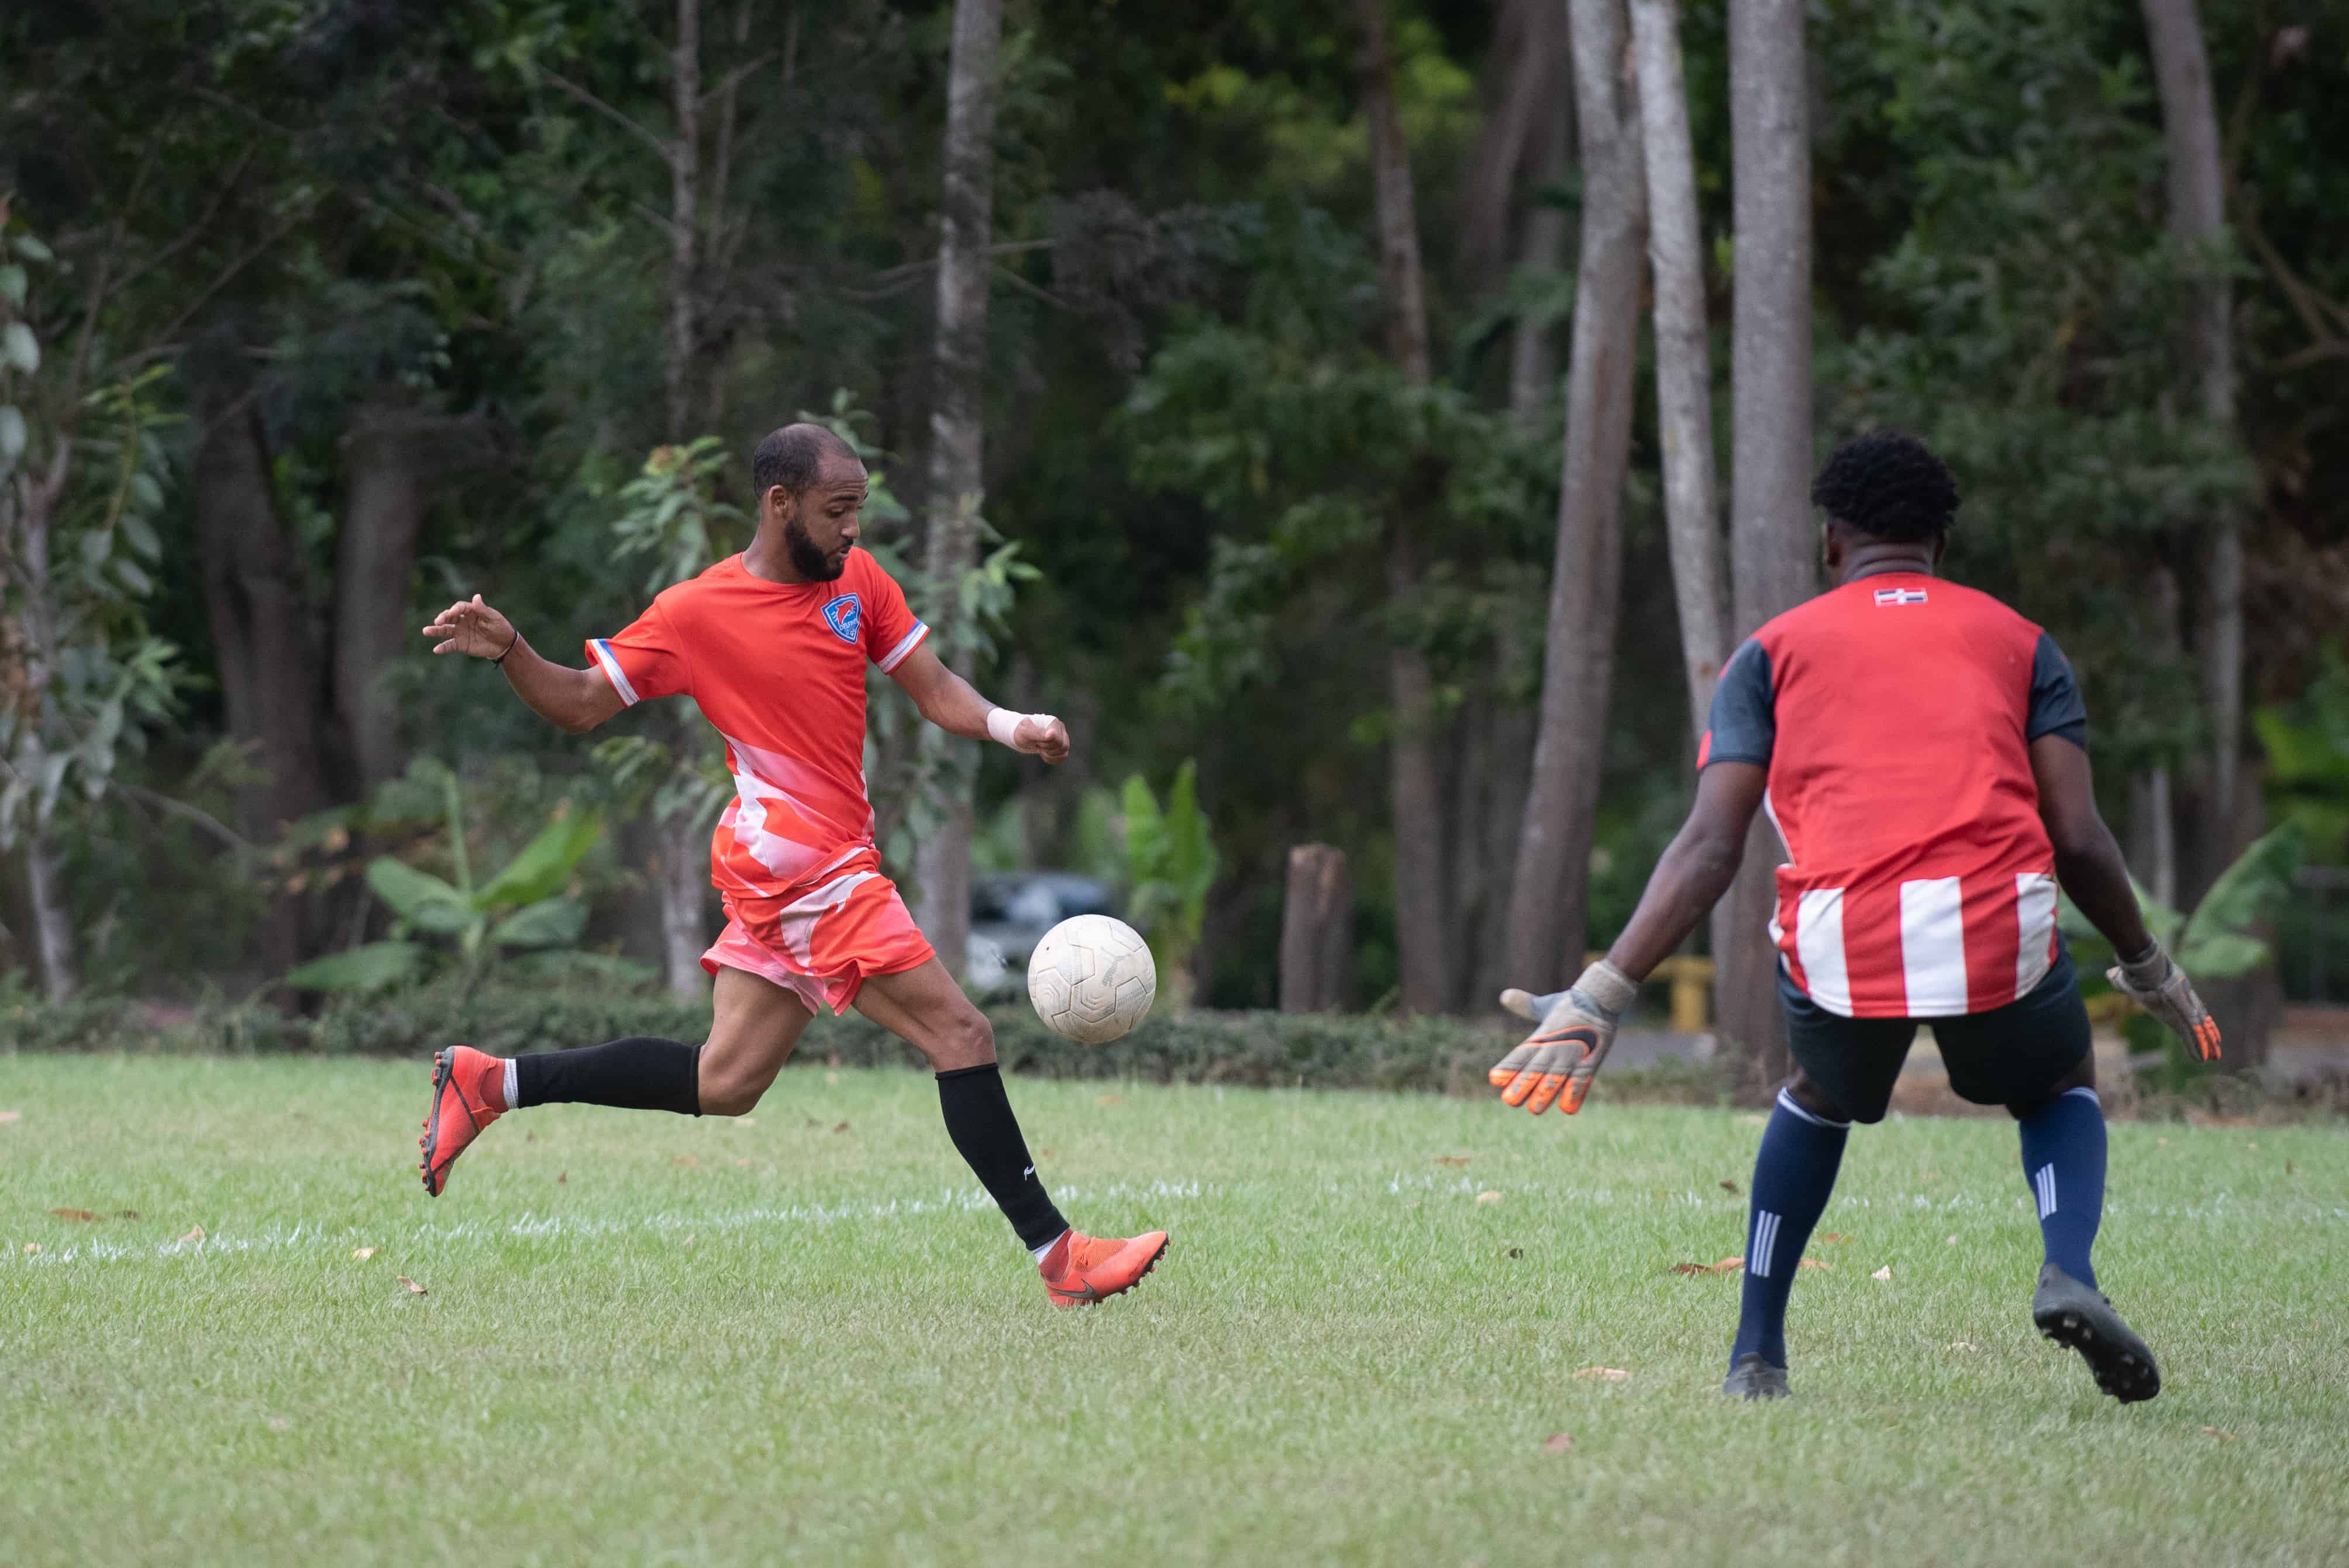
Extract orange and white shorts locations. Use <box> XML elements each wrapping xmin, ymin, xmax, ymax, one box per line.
<box><xmin>700</xmin><ymin>849</ymin><xmax>936</xmax><ymax>1016</ymax></box>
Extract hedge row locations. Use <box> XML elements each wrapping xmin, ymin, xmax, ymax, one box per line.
<box><xmin>0</xmin><ymin>974</ymin><xmax>1734</xmax><ymax>1104</ymax></box>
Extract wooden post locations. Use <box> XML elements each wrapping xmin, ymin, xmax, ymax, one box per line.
<box><xmin>1280</xmin><ymin>845</ymin><xmax>1355</xmax><ymax>1012</ymax></box>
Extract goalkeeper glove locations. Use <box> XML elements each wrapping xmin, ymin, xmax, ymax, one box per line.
<box><xmin>1488</xmin><ymin>960</ymin><xmax>1640</xmax><ymax>1115</ymax></box>
<box><xmin>2106</xmin><ymin>942</ymin><xmax>2221</xmax><ymax>1061</ymax></box>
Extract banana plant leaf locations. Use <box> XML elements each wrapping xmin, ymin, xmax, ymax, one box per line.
<box><xmin>477</xmin><ymin>809</ymin><xmax>604</xmax><ymax>912</ymax></box>
<box><xmin>283</xmin><ymin>941</ymin><xmax>427</xmax><ymax>993</ymax></box>
<box><xmin>364</xmin><ymin>859</ymin><xmax>475</xmax><ymax>935</ymax></box>
<box><xmin>491</xmin><ymin>895</ymin><xmax>590</xmax><ymax>950</ymax></box>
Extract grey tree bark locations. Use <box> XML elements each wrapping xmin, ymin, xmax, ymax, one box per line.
<box><xmin>1631</xmin><ymin>0</ymin><xmax>1731</xmax><ymax>736</ymax></box>
<box><xmin>647</xmin><ymin>0</ymin><xmax>718</xmax><ymax>1000</ymax></box>
<box><xmin>1716</xmin><ymin>0</ymin><xmax>1815</xmax><ymax>1088</ymax></box>
<box><xmin>1355</xmin><ymin>0</ymin><xmax>1452</xmax><ymax>1015</ymax></box>
<box><xmin>1462</xmin><ymin>0</ymin><xmax>1572</xmax><ymax>292</ymax></box>
<box><xmin>1503</xmin><ymin>0</ymin><xmax>1647</xmax><ymax>994</ymax></box>
<box><xmin>2140</xmin><ymin>0</ymin><xmax>2242</xmax><ymax>893</ymax></box>
<box><xmin>333</xmin><ymin>408</ymin><xmax>433</xmax><ymax>791</ymax></box>
<box><xmin>910</xmin><ymin>0</ymin><xmax>1006</xmax><ymax>977</ymax></box>
<box><xmin>1280</xmin><ymin>844</ymin><xmax>1355</xmax><ymax>1012</ymax></box>
<box><xmin>191</xmin><ymin>398</ymin><xmax>333</xmax><ymax>840</ymax></box>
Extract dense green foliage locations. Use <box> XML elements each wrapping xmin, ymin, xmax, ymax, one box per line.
<box><xmin>4</xmin><ymin>0</ymin><xmax>2346</xmax><ymax>1013</ymax></box>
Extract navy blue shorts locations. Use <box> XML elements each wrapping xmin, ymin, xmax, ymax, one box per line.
<box><xmin>1778</xmin><ymin>947</ymin><xmax>2092</xmax><ymax>1124</ymax></box>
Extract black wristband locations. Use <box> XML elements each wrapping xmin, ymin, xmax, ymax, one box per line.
<box><xmin>491</xmin><ymin>628</ymin><xmax>520</xmax><ymax>664</ymax></box>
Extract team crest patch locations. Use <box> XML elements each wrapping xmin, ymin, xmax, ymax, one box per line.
<box><xmin>822</xmin><ymin>593</ymin><xmax>863</xmax><ymax>643</ymax></box>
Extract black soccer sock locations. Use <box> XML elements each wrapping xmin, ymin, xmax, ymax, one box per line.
<box><xmin>936</xmin><ymin>1063</ymin><xmax>1067</xmax><ymax>1252</ymax></box>
<box><xmin>1731</xmin><ymin>1087</ymin><xmax>1851</xmax><ymax>1371</ymax></box>
<box><xmin>512</xmin><ymin>1038</ymin><xmax>702</xmax><ymax>1115</ymax></box>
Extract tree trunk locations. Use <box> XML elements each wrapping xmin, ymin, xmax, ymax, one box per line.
<box><xmin>1462</xmin><ymin>0</ymin><xmax>1572</xmax><ymax>291</ymax></box>
<box><xmin>1503</xmin><ymin>0</ymin><xmax>1646</xmax><ymax>994</ymax></box>
<box><xmin>665</xmin><ymin>0</ymin><xmax>702</xmax><ymax>443</ymax></box>
<box><xmin>1632</xmin><ymin>0</ymin><xmax>1731</xmax><ymax>736</ymax></box>
<box><xmin>1356</xmin><ymin>0</ymin><xmax>1451</xmax><ymax>1015</ymax></box>
<box><xmin>1713</xmin><ymin>0</ymin><xmax>1814</xmax><ymax>1092</ymax></box>
<box><xmin>911</xmin><ymin>0</ymin><xmax>1005</xmax><ymax>976</ymax></box>
<box><xmin>1506</xmin><ymin>32</ymin><xmax>1575</xmax><ymax>428</ymax></box>
<box><xmin>190</xmin><ymin>398</ymin><xmax>334</xmax><ymax>840</ymax></box>
<box><xmin>333</xmin><ymin>408</ymin><xmax>433</xmax><ymax>791</ymax></box>
<box><xmin>1280</xmin><ymin>844</ymin><xmax>1355</xmax><ymax>1012</ymax></box>
<box><xmin>2140</xmin><ymin>0</ymin><xmax>2241</xmax><ymax>898</ymax></box>
<box><xmin>21</xmin><ymin>809</ymin><xmax>76</xmax><ymax>1001</ymax></box>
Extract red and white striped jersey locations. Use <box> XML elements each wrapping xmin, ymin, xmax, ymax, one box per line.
<box><xmin>1700</xmin><ymin>571</ymin><xmax>2087</xmax><ymax>1019</ymax></box>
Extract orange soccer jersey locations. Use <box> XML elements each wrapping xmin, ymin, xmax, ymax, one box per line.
<box><xmin>587</xmin><ymin>548</ymin><xmax>936</xmax><ymax>1012</ymax></box>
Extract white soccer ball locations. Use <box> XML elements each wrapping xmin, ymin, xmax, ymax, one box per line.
<box><xmin>1027</xmin><ymin>914</ymin><xmax>1156</xmax><ymax>1045</ymax></box>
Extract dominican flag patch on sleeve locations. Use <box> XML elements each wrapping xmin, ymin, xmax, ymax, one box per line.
<box><xmin>1873</xmin><ymin>586</ymin><xmax>1929</xmax><ymax>606</ymax></box>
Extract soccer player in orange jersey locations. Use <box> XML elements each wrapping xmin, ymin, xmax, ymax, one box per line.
<box><xmin>414</xmin><ymin>423</ymin><xmax>1166</xmax><ymax>1308</ymax></box>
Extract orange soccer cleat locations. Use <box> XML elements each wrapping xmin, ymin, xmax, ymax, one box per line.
<box><xmin>419</xmin><ymin>1046</ymin><xmax>506</xmax><ymax>1197</ymax></box>
<box><xmin>1038</xmin><ymin>1228</ymin><xmax>1170</xmax><ymax>1308</ymax></box>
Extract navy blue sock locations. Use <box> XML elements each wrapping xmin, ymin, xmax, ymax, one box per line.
<box><xmin>1730</xmin><ymin>1088</ymin><xmax>1851</xmax><ymax>1371</ymax></box>
<box><xmin>2017</xmin><ymin>1085</ymin><xmax>2105</xmax><ymax>1289</ymax></box>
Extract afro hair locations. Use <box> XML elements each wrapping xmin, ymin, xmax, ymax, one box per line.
<box><xmin>1809</xmin><ymin>431</ymin><xmax>1959</xmax><ymax>543</ymax></box>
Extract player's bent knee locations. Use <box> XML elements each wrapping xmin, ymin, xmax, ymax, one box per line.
<box><xmin>926</xmin><ymin>1010</ymin><xmax>996</xmax><ymax>1072</ymax></box>
<box><xmin>2005</xmin><ymin>1051</ymin><xmax>2096</xmax><ymax>1121</ymax></box>
<box><xmin>1783</xmin><ymin>1070</ymin><xmax>1862</xmax><ymax>1126</ymax></box>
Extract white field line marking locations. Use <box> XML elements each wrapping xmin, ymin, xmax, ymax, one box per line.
<box><xmin>4</xmin><ymin>1178</ymin><xmax>1204</xmax><ymax>1271</ymax></box>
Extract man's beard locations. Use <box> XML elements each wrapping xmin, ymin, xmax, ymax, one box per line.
<box><xmin>785</xmin><ymin>515</ymin><xmax>846</xmax><ymax>580</ymax></box>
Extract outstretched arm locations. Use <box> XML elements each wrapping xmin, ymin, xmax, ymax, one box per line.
<box><xmin>422</xmin><ymin>595</ymin><xmax>625</xmax><ymax>736</ymax></box>
<box><xmin>1604</xmin><ymin>761</ymin><xmax>1769</xmax><ymax>980</ymax></box>
<box><xmin>2030</xmin><ymin>734</ymin><xmax>2220</xmax><ymax>1059</ymax></box>
<box><xmin>887</xmin><ymin>642</ymin><xmax>1070</xmax><ymax>764</ymax></box>
<box><xmin>2028</xmin><ymin>735</ymin><xmax>2150</xmax><ymax>959</ymax></box>
<box><xmin>1489</xmin><ymin>762</ymin><xmax>1767</xmax><ymax>1116</ymax></box>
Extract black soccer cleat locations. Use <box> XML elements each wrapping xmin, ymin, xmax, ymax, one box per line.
<box><xmin>1723</xmin><ymin>1353</ymin><xmax>1790</xmax><ymax>1401</ymax></box>
<box><xmin>2032</xmin><ymin>1264</ymin><xmax>2161</xmax><ymax>1404</ymax></box>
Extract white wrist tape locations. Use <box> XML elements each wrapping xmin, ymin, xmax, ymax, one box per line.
<box><xmin>986</xmin><ymin>708</ymin><xmax>1052</xmax><ymax>748</ymax></box>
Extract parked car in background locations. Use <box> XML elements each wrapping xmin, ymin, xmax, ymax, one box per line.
<box><xmin>965</xmin><ymin>873</ymin><xmax>1121</xmax><ymax>993</ymax></box>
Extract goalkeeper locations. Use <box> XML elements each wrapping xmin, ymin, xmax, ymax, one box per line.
<box><xmin>1489</xmin><ymin>432</ymin><xmax>2219</xmax><ymax>1404</ymax></box>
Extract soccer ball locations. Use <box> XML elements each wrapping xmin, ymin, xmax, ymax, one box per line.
<box><xmin>1027</xmin><ymin>915</ymin><xmax>1156</xmax><ymax>1045</ymax></box>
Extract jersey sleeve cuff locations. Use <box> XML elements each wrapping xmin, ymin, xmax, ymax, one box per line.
<box><xmin>588</xmin><ymin>638</ymin><xmax>642</xmax><ymax>706</ymax></box>
<box><xmin>875</xmin><ymin>621</ymin><xmax>929</xmax><ymax>673</ymax></box>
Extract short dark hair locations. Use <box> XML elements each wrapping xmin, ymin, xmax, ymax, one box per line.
<box><xmin>751</xmin><ymin>422</ymin><xmax>860</xmax><ymax>499</ymax></box>
<box><xmin>1810</xmin><ymin>430</ymin><xmax>1959</xmax><ymax>543</ymax></box>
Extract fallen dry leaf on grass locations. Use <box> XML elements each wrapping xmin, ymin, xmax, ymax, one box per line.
<box><xmin>673</xmin><ymin>1156</ymin><xmax>700</xmax><ymax>1167</ymax></box>
<box><xmin>0</xmin><ymin>1110</ymin><xmax>20</xmax><ymax>1123</ymax></box>
<box><xmin>1094</xmin><ymin>1094</ymin><xmax>1122</xmax><ymax>1107</ymax></box>
<box><xmin>396</xmin><ymin>1276</ymin><xmax>427</xmax><ymax>1295</ymax></box>
<box><xmin>1437</xmin><ymin>1155</ymin><xmax>1473</xmax><ymax>1167</ymax></box>
<box><xmin>1543</xmin><ymin>1433</ymin><xmax>1575</xmax><ymax>1452</ymax></box>
<box><xmin>1797</xmin><ymin>1258</ymin><xmax>1833</xmax><ymax>1271</ymax></box>
<box><xmin>1670</xmin><ymin>1256</ymin><xmax>1745</xmax><ymax>1276</ymax></box>
<box><xmin>178</xmin><ymin>1225</ymin><xmax>204</xmax><ymax>1243</ymax></box>
<box><xmin>1573</xmin><ymin>1367</ymin><xmax>1630</xmax><ymax>1381</ymax></box>
<box><xmin>1719</xmin><ymin>1179</ymin><xmax>1739</xmax><ymax>1194</ymax></box>
<box><xmin>557</xmin><ymin>1173</ymin><xmax>567</xmax><ymax>1184</ymax></box>
<box><xmin>352</xmin><ymin>1247</ymin><xmax>380</xmax><ymax>1261</ymax></box>
<box><xmin>2200</xmin><ymin>1426</ymin><xmax>2236</xmax><ymax>1442</ymax></box>
<box><xmin>733</xmin><ymin>1158</ymin><xmax>753</xmax><ymax>1168</ymax></box>
<box><xmin>1501</xmin><ymin>1246</ymin><xmax>1523</xmax><ymax>1259</ymax></box>
<box><xmin>1950</xmin><ymin>1341</ymin><xmax>1978</xmax><ymax>1352</ymax></box>
<box><xmin>1475</xmin><ymin>1190</ymin><xmax>1504</xmax><ymax>1205</ymax></box>
<box><xmin>683</xmin><ymin>1235</ymin><xmax>696</xmax><ymax>1247</ymax></box>
<box><xmin>1871</xmin><ymin>1265</ymin><xmax>1893</xmax><ymax>1281</ymax></box>
<box><xmin>50</xmin><ymin>1208</ymin><xmax>99</xmax><ymax>1222</ymax></box>
<box><xmin>114</xmin><ymin>1210</ymin><xmax>139</xmax><ymax>1220</ymax></box>
<box><xmin>1817</xmin><ymin>1232</ymin><xmax>1850</xmax><ymax>1243</ymax></box>
<box><xmin>22</xmin><ymin>1243</ymin><xmax>41</xmax><ymax>1255</ymax></box>
<box><xmin>832</xmin><ymin>1122</ymin><xmax>851</xmax><ymax>1134</ymax></box>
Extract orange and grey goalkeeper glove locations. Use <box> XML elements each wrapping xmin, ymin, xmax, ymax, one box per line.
<box><xmin>1488</xmin><ymin>960</ymin><xmax>1640</xmax><ymax>1115</ymax></box>
<box><xmin>2107</xmin><ymin>942</ymin><xmax>2221</xmax><ymax>1061</ymax></box>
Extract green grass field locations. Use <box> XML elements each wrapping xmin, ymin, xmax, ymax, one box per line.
<box><xmin>5</xmin><ymin>1056</ymin><xmax>2346</xmax><ymax>1567</ymax></box>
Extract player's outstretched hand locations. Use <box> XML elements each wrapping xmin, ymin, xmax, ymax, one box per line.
<box><xmin>1487</xmin><ymin>960</ymin><xmax>1639</xmax><ymax>1116</ymax></box>
<box><xmin>2106</xmin><ymin>942</ymin><xmax>2221</xmax><ymax>1061</ymax></box>
<box><xmin>1011</xmin><ymin>714</ymin><xmax>1071</xmax><ymax>765</ymax></box>
<box><xmin>422</xmin><ymin>594</ymin><xmax>517</xmax><ymax>660</ymax></box>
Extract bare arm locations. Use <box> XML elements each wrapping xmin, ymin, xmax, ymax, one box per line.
<box><xmin>887</xmin><ymin>641</ymin><xmax>1070</xmax><ymax>763</ymax></box>
<box><xmin>1604</xmin><ymin>761</ymin><xmax>1769</xmax><ymax>980</ymax></box>
<box><xmin>2029</xmin><ymin>733</ymin><xmax>2152</xmax><ymax>959</ymax></box>
<box><xmin>421</xmin><ymin>594</ymin><xmax>625</xmax><ymax>736</ymax></box>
